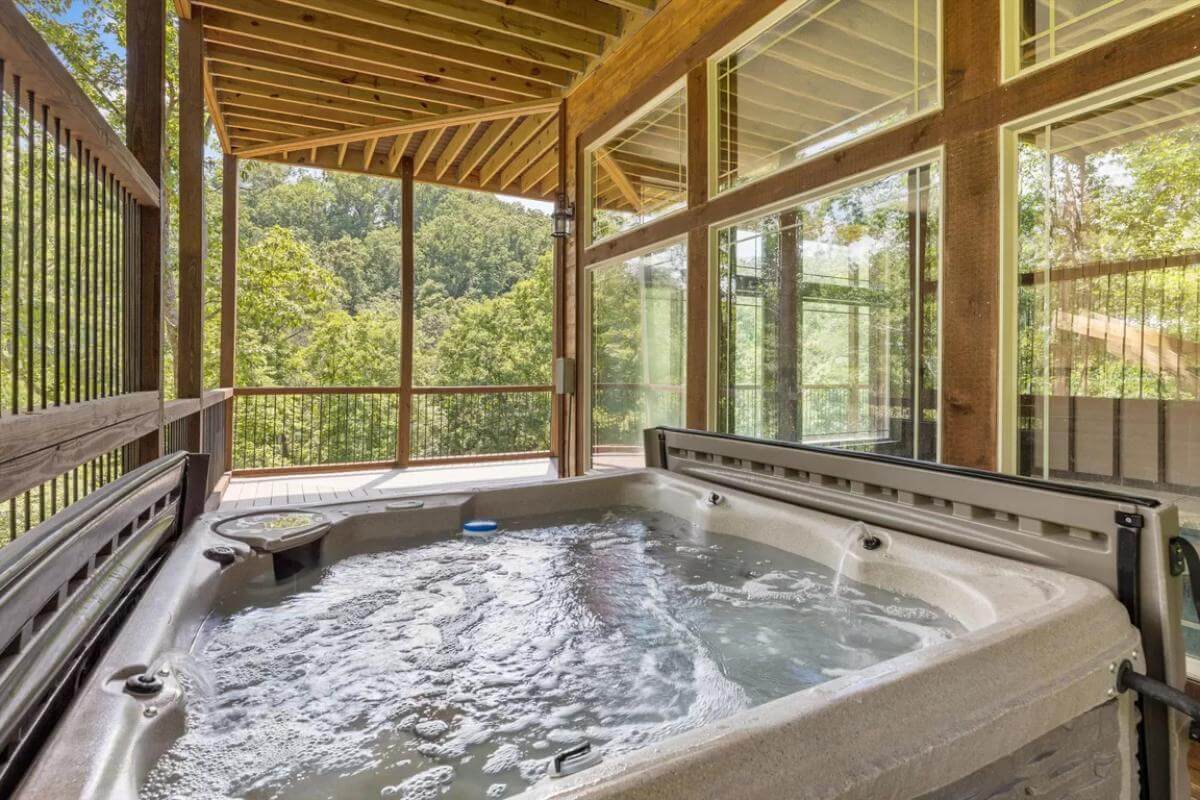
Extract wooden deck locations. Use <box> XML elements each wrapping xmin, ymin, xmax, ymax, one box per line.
<box><xmin>218</xmin><ymin>458</ymin><xmax>557</xmax><ymax>510</ymax></box>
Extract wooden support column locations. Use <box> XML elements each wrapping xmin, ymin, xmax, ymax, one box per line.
<box><xmin>126</xmin><ymin>0</ymin><xmax>165</xmax><ymax>465</ymax></box>
<box><xmin>777</xmin><ymin>210</ymin><xmax>799</xmax><ymax>441</ymax></box>
<box><xmin>396</xmin><ymin>157</ymin><xmax>415</xmax><ymax>467</ymax></box>
<box><xmin>940</xmin><ymin>0</ymin><xmax>1002</xmax><ymax>470</ymax></box>
<box><xmin>685</xmin><ymin>64</ymin><xmax>709</xmax><ymax>430</ymax></box>
<box><xmin>220</xmin><ymin>152</ymin><xmax>238</xmax><ymax>472</ymax></box>
<box><xmin>176</xmin><ymin>11</ymin><xmax>204</xmax><ymax>451</ymax></box>
<box><xmin>552</xmin><ymin>104</ymin><xmax>567</xmax><ymax>477</ymax></box>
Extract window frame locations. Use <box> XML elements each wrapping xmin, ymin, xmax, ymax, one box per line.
<box><xmin>705</xmin><ymin>0</ymin><xmax>945</xmax><ymax>198</ymax></box>
<box><xmin>582</xmin><ymin>79</ymin><xmax>689</xmax><ymax>250</ymax></box>
<box><xmin>581</xmin><ymin>235</ymin><xmax>690</xmax><ymax>472</ymax></box>
<box><xmin>996</xmin><ymin>55</ymin><xmax>1200</xmax><ymax>474</ymax></box>
<box><xmin>708</xmin><ymin>147</ymin><xmax>947</xmax><ymax>463</ymax></box>
<box><xmin>999</xmin><ymin>0</ymin><xmax>1200</xmax><ymax>82</ymax></box>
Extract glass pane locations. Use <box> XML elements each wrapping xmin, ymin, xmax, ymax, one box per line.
<box><xmin>1019</xmin><ymin>0</ymin><xmax>1198</xmax><ymax>71</ymax></box>
<box><xmin>590</xmin><ymin>243</ymin><xmax>688</xmax><ymax>469</ymax></box>
<box><xmin>714</xmin><ymin>0</ymin><xmax>938</xmax><ymax>194</ymax></box>
<box><xmin>588</xmin><ymin>86</ymin><xmax>687</xmax><ymax>242</ymax></box>
<box><xmin>1014</xmin><ymin>76</ymin><xmax>1200</xmax><ymax>670</ymax></box>
<box><xmin>716</xmin><ymin>161</ymin><xmax>940</xmax><ymax>460</ymax></box>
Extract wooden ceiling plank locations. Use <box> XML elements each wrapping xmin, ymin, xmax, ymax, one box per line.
<box><xmin>235</xmin><ymin>97</ymin><xmax>560</xmax><ymax>158</ymax></box>
<box><xmin>479</xmin><ymin>113</ymin><xmax>552</xmax><ymax>185</ymax></box>
<box><xmin>199</xmin><ymin>7</ymin><xmax>558</xmax><ymax>98</ymax></box>
<box><xmin>192</xmin><ymin>0</ymin><xmax>577</xmax><ymax>86</ymax></box>
<box><xmin>477</xmin><ymin>0</ymin><xmax>622</xmax><ymax>39</ymax></box>
<box><xmin>458</xmin><ymin>116</ymin><xmax>517</xmax><ymax>181</ymax></box>
<box><xmin>205</xmin><ymin>43</ymin><xmax>479</xmax><ymax>111</ymax></box>
<box><xmin>362</xmin><ymin>136</ymin><xmax>380</xmax><ymax>170</ymax></box>
<box><xmin>202</xmin><ymin>56</ymin><xmax>232</xmax><ymax>153</ymax></box>
<box><xmin>205</xmin><ymin>25</ymin><xmax>536</xmax><ymax>104</ymax></box>
<box><xmin>388</xmin><ymin>132</ymin><xmax>414</xmax><ymax>173</ymax></box>
<box><xmin>596</xmin><ymin>0</ymin><xmax>655</xmax><ymax>13</ymax></box>
<box><xmin>520</xmin><ymin>147</ymin><xmax>558</xmax><ymax>192</ymax></box>
<box><xmin>435</xmin><ymin>122</ymin><xmax>479</xmax><ymax>180</ymax></box>
<box><xmin>223</xmin><ymin>112</ymin><xmax>333</xmax><ymax>137</ymax></box>
<box><xmin>413</xmin><ymin>127</ymin><xmax>445</xmax><ymax>174</ymax></box>
<box><xmin>376</xmin><ymin>0</ymin><xmax>604</xmax><ymax>57</ymax></box>
<box><xmin>499</xmin><ymin>123</ymin><xmax>557</xmax><ymax>190</ymax></box>
<box><xmin>215</xmin><ymin>91</ymin><xmax>404</xmax><ymax>127</ymax></box>
<box><xmin>206</xmin><ymin>61</ymin><xmax>436</xmax><ymax>116</ymax></box>
<box><xmin>272</xmin><ymin>0</ymin><xmax>592</xmax><ymax>72</ymax></box>
<box><xmin>212</xmin><ymin>77</ymin><xmax>425</xmax><ymax>125</ymax></box>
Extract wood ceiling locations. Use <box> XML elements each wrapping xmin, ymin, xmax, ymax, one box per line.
<box><xmin>175</xmin><ymin>0</ymin><xmax>660</xmax><ymax>198</ymax></box>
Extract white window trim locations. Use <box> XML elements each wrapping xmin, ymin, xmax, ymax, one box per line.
<box><xmin>1000</xmin><ymin>0</ymin><xmax>1200</xmax><ymax>83</ymax></box>
<box><xmin>582</xmin><ymin>80</ymin><xmax>688</xmax><ymax>251</ymax></box>
<box><xmin>581</xmin><ymin>235</ymin><xmax>689</xmax><ymax>472</ymax></box>
<box><xmin>995</xmin><ymin>54</ymin><xmax>1200</xmax><ymax>474</ymax></box>
<box><xmin>707</xmin><ymin>147</ymin><xmax>946</xmax><ymax>463</ymax></box>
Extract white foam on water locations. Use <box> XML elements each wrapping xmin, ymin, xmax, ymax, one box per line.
<box><xmin>140</xmin><ymin>507</ymin><xmax>961</xmax><ymax>800</ymax></box>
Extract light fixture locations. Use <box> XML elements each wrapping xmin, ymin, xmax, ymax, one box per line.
<box><xmin>551</xmin><ymin>193</ymin><xmax>575</xmax><ymax>239</ymax></box>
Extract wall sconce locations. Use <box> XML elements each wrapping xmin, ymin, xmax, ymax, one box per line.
<box><xmin>552</xmin><ymin>194</ymin><xmax>575</xmax><ymax>239</ymax></box>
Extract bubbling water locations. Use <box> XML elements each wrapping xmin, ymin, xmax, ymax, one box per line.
<box><xmin>140</xmin><ymin>507</ymin><xmax>962</xmax><ymax>800</ymax></box>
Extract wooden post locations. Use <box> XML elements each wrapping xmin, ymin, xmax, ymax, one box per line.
<box><xmin>552</xmin><ymin>104</ymin><xmax>567</xmax><ymax>477</ymax></box>
<box><xmin>940</xmin><ymin>0</ymin><xmax>1002</xmax><ymax>470</ymax></box>
<box><xmin>126</xmin><ymin>0</ymin><xmax>164</xmax><ymax>465</ymax></box>
<box><xmin>777</xmin><ymin>210</ymin><xmax>799</xmax><ymax>441</ymax></box>
<box><xmin>684</xmin><ymin>64</ymin><xmax>708</xmax><ymax>430</ymax></box>
<box><xmin>396</xmin><ymin>157</ymin><xmax>415</xmax><ymax>467</ymax></box>
<box><xmin>220</xmin><ymin>152</ymin><xmax>238</xmax><ymax>472</ymax></box>
<box><xmin>176</xmin><ymin>11</ymin><xmax>204</xmax><ymax>451</ymax></box>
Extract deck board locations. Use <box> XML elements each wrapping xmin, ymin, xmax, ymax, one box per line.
<box><xmin>218</xmin><ymin>458</ymin><xmax>557</xmax><ymax>511</ymax></box>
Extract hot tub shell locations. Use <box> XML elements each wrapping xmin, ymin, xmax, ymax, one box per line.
<box><xmin>5</xmin><ymin>429</ymin><xmax>1191</xmax><ymax>799</ymax></box>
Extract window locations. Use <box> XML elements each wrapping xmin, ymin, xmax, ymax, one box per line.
<box><xmin>716</xmin><ymin>159</ymin><xmax>941</xmax><ymax>461</ymax></box>
<box><xmin>1009</xmin><ymin>74</ymin><xmax>1200</xmax><ymax>670</ymax></box>
<box><xmin>713</xmin><ymin>0</ymin><xmax>939</xmax><ymax>194</ymax></box>
<box><xmin>586</xmin><ymin>85</ymin><xmax>687</xmax><ymax>243</ymax></box>
<box><xmin>588</xmin><ymin>242</ymin><xmax>688</xmax><ymax>470</ymax></box>
<box><xmin>1007</xmin><ymin>0</ymin><xmax>1200</xmax><ymax>77</ymax></box>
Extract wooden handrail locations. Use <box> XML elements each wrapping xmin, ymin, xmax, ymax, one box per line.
<box><xmin>234</xmin><ymin>385</ymin><xmax>553</xmax><ymax>396</ymax></box>
<box><xmin>0</xmin><ymin>0</ymin><xmax>159</xmax><ymax>206</ymax></box>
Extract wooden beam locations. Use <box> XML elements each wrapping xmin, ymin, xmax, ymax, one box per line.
<box><xmin>520</xmin><ymin>147</ymin><xmax>558</xmax><ymax>192</ymax></box>
<box><xmin>215</xmin><ymin>91</ymin><xmax>404</xmax><ymax>128</ymax></box>
<box><xmin>192</xmin><ymin>0</ymin><xmax>577</xmax><ymax>86</ymax></box>
<box><xmin>480</xmin><ymin>113</ymin><xmax>552</xmax><ymax>184</ymax></box>
<box><xmin>435</xmin><ymin>122</ymin><xmax>478</xmax><ymax>180</ymax></box>
<box><xmin>376</xmin><ymin>0</ymin><xmax>605</xmax><ymax>57</ymax></box>
<box><xmin>597</xmin><ymin>0</ymin><xmax>655</xmax><ymax>13</ymax></box>
<box><xmin>202</xmin><ymin>19</ymin><xmax>544</xmax><ymax>103</ymax></box>
<box><xmin>212</xmin><ymin>77</ymin><xmax>420</xmax><ymax>125</ymax></box>
<box><xmin>362</xmin><ymin>137</ymin><xmax>380</xmax><ymax>169</ymax></box>
<box><xmin>235</xmin><ymin>97</ymin><xmax>560</xmax><ymax>158</ymax></box>
<box><xmin>219</xmin><ymin>153</ymin><xmax>238</xmax><ymax>389</ymax></box>
<box><xmin>0</xmin><ymin>0</ymin><xmax>158</xmax><ymax>205</ymax></box>
<box><xmin>177</xmin><ymin>14</ymin><xmax>205</xmax><ymax>455</ymax></box>
<box><xmin>458</xmin><ymin>116</ymin><xmax>517</xmax><ymax>181</ymax></box>
<box><xmin>478</xmin><ymin>0</ymin><xmax>623</xmax><ymax>38</ymax></box>
<box><xmin>127</xmin><ymin>0</ymin><xmax>166</xmax><ymax>464</ymax></box>
<box><xmin>412</xmin><ymin>127</ymin><xmax>443</xmax><ymax>174</ymax></box>
<box><xmin>398</xmin><ymin>158</ymin><xmax>415</xmax><ymax>467</ymax></box>
<box><xmin>500</xmin><ymin>122</ymin><xmax>557</xmax><ymax>190</ymax></box>
<box><xmin>336</xmin><ymin>141</ymin><xmax>349</xmax><ymax>166</ymax></box>
<box><xmin>0</xmin><ymin>393</ymin><xmax>160</xmax><ymax>465</ymax></box>
<box><xmin>387</xmin><ymin>132</ymin><xmax>413</xmax><ymax>173</ymax></box>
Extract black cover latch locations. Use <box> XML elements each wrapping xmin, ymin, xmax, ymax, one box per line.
<box><xmin>1115</xmin><ymin>510</ymin><xmax>1144</xmax><ymax>529</ymax></box>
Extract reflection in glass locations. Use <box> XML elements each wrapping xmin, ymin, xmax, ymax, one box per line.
<box><xmin>1017</xmin><ymin>0</ymin><xmax>1196</xmax><ymax>72</ymax></box>
<box><xmin>1014</xmin><ymin>76</ymin><xmax>1200</xmax><ymax>667</ymax></box>
<box><xmin>588</xmin><ymin>87</ymin><xmax>687</xmax><ymax>242</ymax></box>
<box><xmin>589</xmin><ymin>244</ymin><xmax>688</xmax><ymax>470</ymax></box>
<box><xmin>714</xmin><ymin>0</ymin><xmax>938</xmax><ymax>193</ymax></box>
<box><xmin>716</xmin><ymin>162</ymin><xmax>940</xmax><ymax>460</ymax></box>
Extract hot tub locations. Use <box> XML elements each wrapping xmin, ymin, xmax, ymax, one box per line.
<box><xmin>3</xmin><ymin>430</ymin><xmax>1191</xmax><ymax>799</ymax></box>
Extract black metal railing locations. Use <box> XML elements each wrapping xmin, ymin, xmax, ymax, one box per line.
<box><xmin>410</xmin><ymin>385</ymin><xmax>552</xmax><ymax>463</ymax></box>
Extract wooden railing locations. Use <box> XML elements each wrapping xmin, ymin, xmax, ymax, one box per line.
<box><xmin>231</xmin><ymin>385</ymin><xmax>553</xmax><ymax>475</ymax></box>
<box><xmin>164</xmin><ymin>388</ymin><xmax>233</xmax><ymax>497</ymax></box>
